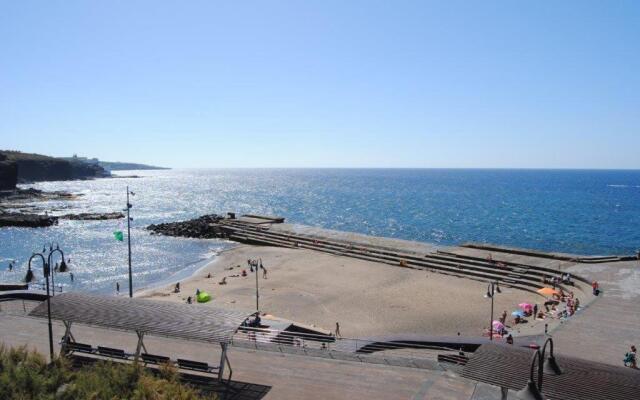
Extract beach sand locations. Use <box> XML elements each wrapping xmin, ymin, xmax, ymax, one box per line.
<box><xmin>139</xmin><ymin>245</ymin><xmax>543</xmax><ymax>338</ymax></box>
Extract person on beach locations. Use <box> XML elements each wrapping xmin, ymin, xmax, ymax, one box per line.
<box><xmin>506</xmin><ymin>334</ymin><xmax>514</xmax><ymax>345</ymax></box>
<box><xmin>116</xmin><ymin>282</ymin><xmax>120</xmax><ymax>295</ymax></box>
<box><xmin>335</xmin><ymin>322</ymin><xmax>341</xmax><ymax>338</ymax></box>
<box><xmin>533</xmin><ymin>304</ymin><xmax>538</xmax><ymax>319</ymax></box>
<box><xmin>8</xmin><ymin>262</ymin><xmax>13</xmax><ymax>271</ymax></box>
<box><xmin>241</xmin><ymin>269</ymin><xmax>247</xmax><ymax>277</ymax></box>
<box><xmin>500</xmin><ymin>311</ymin><xmax>507</xmax><ymax>324</ymax></box>
<box><xmin>219</xmin><ymin>277</ymin><xmax>227</xmax><ymax>285</ymax></box>
<box><xmin>187</xmin><ymin>296</ymin><xmax>192</xmax><ymax>304</ymax></box>
<box><xmin>174</xmin><ymin>282</ymin><xmax>180</xmax><ymax>293</ymax></box>
<box><xmin>196</xmin><ymin>288</ymin><xmax>200</xmax><ymax>296</ymax></box>
<box><xmin>592</xmin><ymin>281</ymin><xmax>599</xmax><ymax>295</ymax></box>
<box><xmin>624</xmin><ymin>345</ymin><xmax>637</xmax><ymax>368</ymax></box>
<box><xmin>69</xmin><ymin>272</ymin><xmax>74</xmax><ymax>282</ymax></box>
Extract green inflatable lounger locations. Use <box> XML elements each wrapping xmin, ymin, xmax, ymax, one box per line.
<box><xmin>197</xmin><ymin>291</ymin><xmax>212</xmax><ymax>303</ymax></box>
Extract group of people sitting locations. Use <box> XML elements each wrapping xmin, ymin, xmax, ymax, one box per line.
<box><xmin>543</xmin><ymin>273</ymin><xmax>573</xmax><ymax>288</ymax></box>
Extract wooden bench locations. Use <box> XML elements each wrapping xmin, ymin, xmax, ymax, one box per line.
<box><xmin>141</xmin><ymin>353</ymin><xmax>171</xmax><ymax>365</ymax></box>
<box><xmin>97</xmin><ymin>346</ymin><xmax>127</xmax><ymax>359</ymax></box>
<box><xmin>177</xmin><ymin>358</ymin><xmax>218</xmax><ymax>374</ymax></box>
<box><xmin>65</xmin><ymin>341</ymin><xmax>94</xmax><ymax>355</ymax></box>
<box><xmin>63</xmin><ymin>342</ymin><xmax>220</xmax><ymax>378</ymax></box>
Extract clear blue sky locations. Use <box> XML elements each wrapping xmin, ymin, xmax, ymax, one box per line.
<box><xmin>1</xmin><ymin>1</ymin><xmax>638</xmax><ymax>168</ymax></box>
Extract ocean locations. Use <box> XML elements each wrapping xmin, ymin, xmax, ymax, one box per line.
<box><xmin>1</xmin><ymin>168</ymin><xmax>639</xmax><ymax>294</ymax></box>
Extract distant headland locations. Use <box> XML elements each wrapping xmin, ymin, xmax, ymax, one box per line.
<box><xmin>62</xmin><ymin>154</ymin><xmax>170</xmax><ymax>172</ymax></box>
<box><xmin>0</xmin><ymin>150</ymin><xmax>168</xmax><ymax>190</ymax></box>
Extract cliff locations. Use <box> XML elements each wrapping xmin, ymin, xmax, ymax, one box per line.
<box><xmin>97</xmin><ymin>160</ymin><xmax>169</xmax><ymax>171</ymax></box>
<box><xmin>0</xmin><ymin>150</ymin><xmax>110</xmax><ymax>184</ymax></box>
<box><xmin>0</xmin><ymin>153</ymin><xmax>18</xmax><ymax>190</ymax></box>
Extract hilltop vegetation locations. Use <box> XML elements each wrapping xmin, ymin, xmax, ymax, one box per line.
<box><xmin>0</xmin><ymin>344</ymin><xmax>214</xmax><ymax>400</ymax></box>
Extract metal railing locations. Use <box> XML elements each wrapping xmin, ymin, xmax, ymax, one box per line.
<box><xmin>231</xmin><ymin>326</ymin><xmax>464</xmax><ymax>362</ymax></box>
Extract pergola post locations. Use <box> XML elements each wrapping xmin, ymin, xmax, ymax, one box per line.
<box><xmin>218</xmin><ymin>343</ymin><xmax>229</xmax><ymax>382</ymax></box>
<box><xmin>61</xmin><ymin>320</ymin><xmax>74</xmax><ymax>354</ymax></box>
<box><xmin>134</xmin><ymin>331</ymin><xmax>147</xmax><ymax>362</ymax></box>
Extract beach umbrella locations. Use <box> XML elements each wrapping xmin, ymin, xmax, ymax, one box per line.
<box><xmin>512</xmin><ymin>310</ymin><xmax>525</xmax><ymax>317</ymax></box>
<box><xmin>492</xmin><ymin>320</ymin><xmax>505</xmax><ymax>331</ymax></box>
<box><xmin>537</xmin><ymin>287</ymin><xmax>559</xmax><ymax>296</ymax></box>
<box><xmin>518</xmin><ymin>302</ymin><xmax>533</xmax><ymax>311</ymax></box>
<box><xmin>196</xmin><ymin>291</ymin><xmax>212</xmax><ymax>303</ymax></box>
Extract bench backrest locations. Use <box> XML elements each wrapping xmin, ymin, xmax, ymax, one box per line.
<box><xmin>142</xmin><ymin>353</ymin><xmax>171</xmax><ymax>364</ymax></box>
<box><xmin>177</xmin><ymin>358</ymin><xmax>210</xmax><ymax>371</ymax></box>
<box><xmin>67</xmin><ymin>342</ymin><xmax>93</xmax><ymax>353</ymax></box>
<box><xmin>97</xmin><ymin>346</ymin><xmax>127</xmax><ymax>358</ymax></box>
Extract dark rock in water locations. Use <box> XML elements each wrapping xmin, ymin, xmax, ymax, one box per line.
<box><xmin>147</xmin><ymin>214</ymin><xmax>224</xmax><ymax>238</ymax></box>
<box><xmin>60</xmin><ymin>212</ymin><xmax>125</xmax><ymax>220</ymax></box>
<box><xmin>0</xmin><ymin>212</ymin><xmax>58</xmax><ymax>227</ymax></box>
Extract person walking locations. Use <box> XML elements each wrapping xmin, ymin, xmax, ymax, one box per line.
<box><xmin>116</xmin><ymin>282</ymin><xmax>120</xmax><ymax>295</ymax></box>
<box><xmin>8</xmin><ymin>262</ymin><xmax>13</xmax><ymax>271</ymax></box>
<box><xmin>624</xmin><ymin>345</ymin><xmax>637</xmax><ymax>368</ymax></box>
<box><xmin>533</xmin><ymin>304</ymin><xmax>538</xmax><ymax>319</ymax></box>
<box><xmin>69</xmin><ymin>272</ymin><xmax>74</xmax><ymax>282</ymax></box>
<box><xmin>335</xmin><ymin>322</ymin><xmax>341</xmax><ymax>338</ymax></box>
<box><xmin>261</xmin><ymin>262</ymin><xmax>268</xmax><ymax>279</ymax></box>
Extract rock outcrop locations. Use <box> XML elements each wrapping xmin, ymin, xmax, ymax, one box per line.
<box><xmin>0</xmin><ymin>153</ymin><xmax>18</xmax><ymax>190</ymax></box>
<box><xmin>147</xmin><ymin>214</ymin><xmax>224</xmax><ymax>238</ymax></box>
<box><xmin>0</xmin><ymin>212</ymin><xmax>58</xmax><ymax>227</ymax></box>
<box><xmin>60</xmin><ymin>212</ymin><xmax>125</xmax><ymax>220</ymax></box>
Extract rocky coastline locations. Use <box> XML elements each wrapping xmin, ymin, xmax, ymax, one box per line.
<box><xmin>0</xmin><ymin>188</ymin><xmax>124</xmax><ymax>227</ymax></box>
<box><xmin>147</xmin><ymin>214</ymin><xmax>225</xmax><ymax>238</ymax></box>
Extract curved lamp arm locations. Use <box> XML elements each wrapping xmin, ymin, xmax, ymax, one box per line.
<box><xmin>48</xmin><ymin>248</ymin><xmax>67</xmax><ymax>272</ymax></box>
<box><xmin>26</xmin><ymin>253</ymin><xmax>47</xmax><ymax>283</ymax></box>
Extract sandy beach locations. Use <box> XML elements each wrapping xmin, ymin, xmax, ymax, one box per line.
<box><xmin>139</xmin><ymin>244</ymin><xmax>543</xmax><ymax>338</ymax></box>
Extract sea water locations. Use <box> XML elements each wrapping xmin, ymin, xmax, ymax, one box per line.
<box><xmin>1</xmin><ymin>168</ymin><xmax>639</xmax><ymax>293</ymax></box>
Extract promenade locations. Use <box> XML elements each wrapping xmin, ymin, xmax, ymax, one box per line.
<box><xmin>0</xmin><ymin>313</ymin><xmax>505</xmax><ymax>400</ymax></box>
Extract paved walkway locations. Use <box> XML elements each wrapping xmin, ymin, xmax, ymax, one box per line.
<box><xmin>550</xmin><ymin>260</ymin><xmax>640</xmax><ymax>366</ymax></box>
<box><xmin>448</xmin><ymin>248</ymin><xmax>640</xmax><ymax>367</ymax></box>
<box><xmin>0</xmin><ymin>313</ymin><xmax>505</xmax><ymax>399</ymax></box>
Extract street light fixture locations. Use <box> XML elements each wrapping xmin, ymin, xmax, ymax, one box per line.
<box><xmin>125</xmin><ymin>186</ymin><xmax>134</xmax><ymax>297</ymax></box>
<box><xmin>46</xmin><ymin>243</ymin><xmax>68</xmax><ymax>296</ymax></box>
<box><xmin>24</xmin><ymin>252</ymin><xmax>55</xmax><ymax>361</ymax></box>
<box><xmin>486</xmin><ymin>281</ymin><xmax>501</xmax><ymax>340</ymax></box>
<box><xmin>516</xmin><ymin>338</ymin><xmax>563</xmax><ymax>400</ymax></box>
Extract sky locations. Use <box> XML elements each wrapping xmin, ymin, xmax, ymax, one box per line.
<box><xmin>1</xmin><ymin>1</ymin><xmax>639</xmax><ymax>168</ymax></box>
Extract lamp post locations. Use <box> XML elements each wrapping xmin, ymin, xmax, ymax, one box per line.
<box><xmin>486</xmin><ymin>281</ymin><xmax>500</xmax><ymax>340</ymax></box>
<box><xmin>256</xmin><ymin>259</ymin><xmax>261</xmax><ymax>312</ymax></box>
<box><xmin>516</xmin><ymin>337</ymin><xmax>563</xmax><ymax>400</ymax></box>
<box><xmin>126</xmin><ymin>186</ymin><xmax>134</xmax><ymax>298</ymax></box>
<box><xmin>25</xmin><ymin>252</ymin><xmax>55</xmax><ymax>361</ymax></box>
<box><xmin>45</xmin><ymin>243</ymin><xmax>68</xmax><ymax>296</ymax></box>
